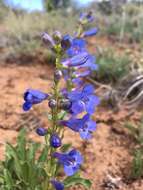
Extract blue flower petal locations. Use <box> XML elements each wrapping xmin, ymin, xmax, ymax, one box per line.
<box><xmin>83</xmin><ymin>28</ymin><xmax>98</xmax><ymax>37</ymax></box>
<box><xmin>23</xmin><ymin>102</ymin><xmax>32</xmax><ymax>111</ymax></box>
<box><xmin>79</xmin><ymin>129</ymin><xmax>92</xmax><ymax>139</ymax></box>
<box><xmin>67</xmin><ymin>38</ymin><xmax>86</xmax><ymax>57</ymax></box>
<box><xmin>71</xmin><ymin>100</ymin><xmax>85</xmax><ymax>115</ymax></box>
<box><xmin>24</xmin><ymin>89</ymin><xmax>49</xmax><ymax>104</ymax></box>
<box><xmin>87</xmin><ymin>120</ymin><xmax>96</xmax><ymax>131</ymax></box>
<box><xmin>86</xmin><ymin>95</ymin><xmax>100</xmax><ymax>114</ymax></box>
<box><xmin>64</xmin><ymin>165</ymin><xmax>75</xmax><ymax>176</ymax></box>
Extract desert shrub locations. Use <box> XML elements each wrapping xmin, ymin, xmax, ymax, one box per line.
<box><xmin>1</xmin><ymin>10</ymin><xmax>77</xmax><ymax>62</ymax></box>
<box><xmin>95</xmin><ymin>48</ymin><xmax>130</xmax><ymax>84</ymax></box>
<box><xmin>96</xmin><ymin>3</ymin><xmax>143</xmax><ymax>43</ymax></box>
<box><xmin>0</xmin><ymin>1</ymin><xmax>8</xmax><ymax>22</ymax></box>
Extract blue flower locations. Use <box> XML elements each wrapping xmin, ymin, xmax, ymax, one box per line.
<box><xmin>61</xmin><ymin>114</ymin><xmax>96</xmax><ymax>139</ymax></box>
<box><xmin>66</xmin><ymin>38</ymin><xmax>86</xmax><ymax>57</ymax></box>
<box><xmin>53</xmin><ymin>149</ymin><xmax>83</xmax><ymax>176</ymax></box>
<box><xmin>51</xmin><ymin>180</ymin><xmax>64</xmax><ymax>190</ymax></box>
<box><xmin>83</xmin><ymin>28</ymin><xmax>98</xmax><ymax>37</ymax></box>
<box><xmin>77</xmin><ymin>55</ymin><xmax>98</xmax><ymax>71</ymax></box>
<box><xmin>74</xmin><ymin>70</ymin><xmax>91</xmax><ymax>78</ymax></box>
<box><xmin>65</xmin><ymin>84</ymin><xmax>100</xmax><ymax>115</ymax></box>
<box><xmin>23</xmin><ymin>89</ymin><xmax>49</xmax><ymax>111</ymax></box>
<box><xmin>62</xmin><ymin>52</ymin><xmax>89</xmax><ymax>67</ymax></box>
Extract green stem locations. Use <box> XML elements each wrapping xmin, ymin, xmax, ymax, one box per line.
<box><xmin>45</xmin><ymin>48</ymin><xmax>62</xmax><ymax>190</ymax></box>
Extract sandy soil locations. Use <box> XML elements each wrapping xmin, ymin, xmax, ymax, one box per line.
<box><xmin>0</xmin><ymin>62</ymin><xmax>143</xmax><ymax>190</ymax></box>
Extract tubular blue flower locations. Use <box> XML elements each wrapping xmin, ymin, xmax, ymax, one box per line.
<box><xmin>74</xmin><ymin>70</ymin><xmax>91</xmax><ymax>78</ymax></box>
<box><xmin>62</xmin><ymin>52</ymin><xmax>89</xmax><ymax>67</ymax></box>
<box><xmin>66</xmin><ymin>38</ymin><xmax>86</xmax><ymax>57</ymax></box>
<box><xmin>23</xmin><ymin>89</ymin><xmax>49</xmax><ymax>111</ymax></box>
<box><xmin>65</xmin><ymin>84</ymin><xmax>100</xmax><ymax>115</ymax></box>
<box><xmin>53</xmin><ymin>149</ymin><xmax>83</xmax><ymax>176</ymax></box>
<box><xmin>61</xmin><ymin>114</ymin><xmax>96</xmax><ymax>139</ymax></box>
<box><xmin>50</xmin><ymin>134</ymin><xmax>61</xmax><ymax>148</ymax></box>
<box><xmin>36</xmin><ymin>127</ymin><xmax>47</xmax><ymax>136</ymax></box>
<box><xmin>83</xmin><ymin>28</ymin><xmax>98</xmax><ymax>37</ymax></box>
<box><xmin>51</xmin><ymin>180</ymin><xmax>64</xmax><ymax>190</ymax></box>
<box><xmin>77</xmin><ymin>55</ymin><xmax>98</xmax><ymax>71</ymax></box>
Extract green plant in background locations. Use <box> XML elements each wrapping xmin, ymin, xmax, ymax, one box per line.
<box><xmin>125</xmin><ymin>119</ymin><xmax>143</xmax><ymax>145</ymax></box>
<box><xmin>44</xmin><ymin>0</ymin><xmax>71</xmax><ymax>12</ymax></box>
<box><xmin>124</xmin><ymin>118</ymin><xmax>143</xmax><ymax>180</ymax></box>
<box><xmin>131</xmin><ymin>149</ymin><xmax>143</xmax><ymax>180</ymax></box>
<box><xmin>95</xmin><ymin>48</ymin><xmax>130</xmax><ymax>84</ymax></box>
<box><xmin>97</xmin><ymin>3</ymin><xmax>143</xmax><ymax>43</ymax></box>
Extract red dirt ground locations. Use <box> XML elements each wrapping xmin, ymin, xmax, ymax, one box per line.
<box><xmin>0</xmin><ymin>62</ymin><xmax>143</xmax><ymax>190</ymax></box>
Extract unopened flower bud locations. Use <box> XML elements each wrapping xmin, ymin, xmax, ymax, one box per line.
<box><xmin>41</xmin><ymin>32</ymin><xmax>55</xmax><ymax>48</ymax></box>
<box><xmin>52</xmin><ymin>31</ymin><xmax>62</xmax><ymax>44</ymax></box>
<box><xmin>48</xmin><ymin>99</ymin><xmax>57</xmax><ymax>109</ymax></box>
<box><xmin>54</xmin><ymin>70</ymin><xmax>62</xmax><ymax>81</ymax></box>
<box><xmin>61</xmin><ymin>35</ymin><xmax>72</xmax><ymax>50</ymax></box>
<box><xmin>50</xmin><ymin>133</ymin><xmax>61</xmax><ymax>148</ymax></box>
<box><xmin>36</xmin><ymin>127</ymin><xmax>47</xmax><ymax>136</ymax></box>
<box><xmin>60</xmin><ymin>99</ymin><xmax>72</xmax><ymax>110</ymax></box>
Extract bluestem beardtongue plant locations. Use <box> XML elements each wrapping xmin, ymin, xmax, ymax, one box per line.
<box><xmin>22</xmin><ymin>11</ymin><xmax>99</xmax><ymax>190</ymax></box>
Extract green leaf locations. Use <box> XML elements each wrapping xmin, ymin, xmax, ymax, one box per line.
<box><xmin>17</xmin><ymin>128</ymin><xmax>27</xmax><ymax>160</ymax></box>
<box><xmin>6</xmin><ymin>143</ymin><xmax>23</xmax><ymax>179</ymax></box>
<box><xmin>4</xmin><ymin>169</ymin><xmax>14</xmax><ymax>189</ymax></box>
<box><xmin>64</xmin><ymin>176</ymin><xmax>92</xmax><ymax>189</ymax></box>
<box><xmin>38</xmin><ymin>146</ymin><xmax>49</xmax><ymax>163</ymax></box>
<box><xmin>0</xmin><ymin>176</ymin><xmax>4</xmax><ymax>184</ymax></box>
<box><xmin>27</xmin><ymin>142</ymin><xmax>41</xmax><ymax>162</ymax></box>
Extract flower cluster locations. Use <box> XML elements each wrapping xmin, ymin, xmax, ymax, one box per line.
<box><xmin>22</xmin><ymin>12</ymin><xmax>99</xmax><ymax>190</ymax></box>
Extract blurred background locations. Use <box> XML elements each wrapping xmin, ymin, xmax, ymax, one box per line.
<box><xmin>0</xmin><ymin>0</ymin><xmax>143</xmax><ymax>67</ymax></box>
<box><xmin>0</xmin><ymin>0</ymin><xmax>143</xmax><ymax>84</ymax></box>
